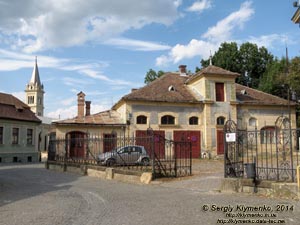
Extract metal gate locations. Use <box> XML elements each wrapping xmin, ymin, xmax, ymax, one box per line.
<box><xmin>224</xmin><ymin>119</ymin><xmax>244</xmax><ymax>178</ymax></box>
<box><xmin>224</xmin><ymin>116</ymin><xmax>300</xmax><ymax>182</ymax></box>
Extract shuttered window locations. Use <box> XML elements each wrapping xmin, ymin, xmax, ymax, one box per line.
<box><xmin>215</xmin><ymin>83</ymin><xmax>224</xmax><ymax>102</ymax></box>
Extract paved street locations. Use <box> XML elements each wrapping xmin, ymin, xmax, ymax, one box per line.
<box><xmin>1</xmin><ymin>163</ymin><xmax>300</xmax><ymax>225</ymax></box>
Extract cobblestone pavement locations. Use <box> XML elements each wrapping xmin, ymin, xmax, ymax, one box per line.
<box><xmin>156</xmin><ymin>159</ymin><xmax>224</xmax><ymax>193</ymax></box>
<box><xmin>1</xmin><ymin>163</ymin><xmax>300</xmax><ymax>225</ymax></box>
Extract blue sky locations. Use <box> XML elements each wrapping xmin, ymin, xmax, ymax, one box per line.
<box><xmin>0</xmin><ymin>0</ymin><xmax>299</xmax><ymax>119</ymax></box>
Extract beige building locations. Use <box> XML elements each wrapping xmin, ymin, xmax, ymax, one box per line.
<box><xmin>113</xmin><ymin>65</ymin><xmax>296</xmax><ymax>158</ymax></box>
<box><xmin>53</xmin><ymin>65</ymin><xmax>296</xmax><ymax>158</ymax></box>
<box><xmin>53</xmin><ymin>92</ymin><xmax>125</xmax><ymax>158</ymax></box>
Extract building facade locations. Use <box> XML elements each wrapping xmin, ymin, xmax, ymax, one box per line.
<box><xmin>112</xmin><ymin>65</ymin><xmax>296</xmax><ymax>158</ymax></box>
<box><xmin>52</xmin><ymin>65</ymin><xmax>296</xmax><ymax>159</ymax></box>
<box><xmin>0</xmin><ymin>93</ymin><xmax>41</xmax><ymax>163</ymax></box>
<box><xmin>53</xmin><ymin>92</ymin><xmax>126</xmax><ymax>158</ymax></box>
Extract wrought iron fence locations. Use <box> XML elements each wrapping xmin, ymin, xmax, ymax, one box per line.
<box><xmin>48</xmin><ymin>133</ymin><xmax>192</xmax><ymax>178</ymax></box>
<box><xmin>225</xmin><ymin>116</ymin><xmax>300</xmax><ymax>182</ymax></box>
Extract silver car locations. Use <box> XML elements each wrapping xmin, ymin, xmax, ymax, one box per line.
<box><xmin>97</xmin><ymin>145</ymin><xmax>150</xmax><ymax>166</ymax></box>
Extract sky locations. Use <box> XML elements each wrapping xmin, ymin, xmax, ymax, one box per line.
<box><xmin>0</xmin><ymin>0</ymin><xmax>299</xmax><ymax>119</ymax></box>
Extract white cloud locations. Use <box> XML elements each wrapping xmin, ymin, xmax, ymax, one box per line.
<box><xmin>247</xmin><ymin>34</ymin><xmax>288</xmax><ymax>50</ymax></box>
<box><xmin>104</xmin><ymin>38</ymin><xmax>171</xmax><ymax>51</ymax></box>
<box><xmin>46</xmin><ymin>105</ymin><xmax>77</xmax><ymax>120</ymax></box>
<box><xmin>156</xmin><ymin>1</ymin><xmax>254</xmax><ymax>66</ymax></box>
<box><xmin>156</xmin><ymin>39</ymin><xmax>216</xmax><ymax>66</ymax></box>
<box><xmin>187</xmin><ymin>0</ymin><xmax>212</xmax><ymax>13</ymax></box>
<box><xmin>202</xmin><ymin>1</ymin><xmax>254</xmax><ymax>43</ymax></box>
<box><xmin>0</xmin><ymin>48</ymin><xmax>139</xmax><ymax>89</ymax></box>
<box><xmin>0</xmin><ymin>0</ymin><xmax>180</xmax><ymax>53</ymax></box>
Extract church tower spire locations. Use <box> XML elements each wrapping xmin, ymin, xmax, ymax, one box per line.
<box><xmin>25</xmin><ymin>57</ymin><xmax>45</xmax><ymax>116</ymax></box>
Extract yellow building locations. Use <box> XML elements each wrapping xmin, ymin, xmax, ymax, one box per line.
<box><xmin>113</xmin><ymin>65</ymin><xmax>296</xmax><ymax>158</ymax></box>
<box><xmin>53</xmin><ymin>65</ymin><xmax>296</xmax><ymax>158</ymax></box>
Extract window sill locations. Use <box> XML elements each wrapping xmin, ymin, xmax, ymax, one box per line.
<box><xmin>159</xmin><ymin>124</ymin><xmax>180</xmax><ymax>128</ymax></box>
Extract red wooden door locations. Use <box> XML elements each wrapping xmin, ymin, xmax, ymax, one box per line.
<box><xmin>135</xmin><ymin>130</ymin><xmax>165</xmax><ymax>159</ymax></box>
<box><xmin>217</xmin><ymin>130</ymin><xmax>224</xmax><ymax>154</ymax></box>
<box><xmin>173</xmin><ymin>131</ymin><xmax>201</xmax><ymax>158</ymax></box>
<box><xmin>189</xmin><ymin>131</ymin><xmax>201</xmax><ymax>158</ymax></box>
<box><xmin>69</xmin><ymin>131</ymin><xmax>85</xmax><ymax>158</ymax></box>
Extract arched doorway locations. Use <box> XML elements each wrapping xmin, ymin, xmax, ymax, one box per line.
<box><xmin>66</xmin><ymin>131</ymin><xmax>86</xmax><ymax>158</ymax></box>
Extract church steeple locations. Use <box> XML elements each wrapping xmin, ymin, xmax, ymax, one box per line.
<box><xmin>25</xmin><ymin>57</ymin><xmax>45</xmax><ymax>116</ymax></box>
<box><xmin>30</xmin><ymin>56</ymin><xmax>42</xmax><ymax>86</ymax></box>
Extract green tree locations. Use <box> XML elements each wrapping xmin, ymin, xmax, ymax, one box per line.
<box><xmin>258</xmin><ymin>58</ymin><xmax>287</xmax><ymax>98</ymax></box>
<box><xmin>200</xmin><ymin>42</ymin><xmax>274</xmax><ymax>88</ymax></box>
<box><xmin>288</xmin><ymin>57</ymin><xmax>300</xmax><ymax>100</ymax></box>
<box><xmin>144</xmin><ymin>69</ymin><xmax>164</xmax><ymax>84</ymax></box>
<box><xmin>201</xmin><ymin>42</ymin><xmax>240</xmax><ymax>73</ymax></box>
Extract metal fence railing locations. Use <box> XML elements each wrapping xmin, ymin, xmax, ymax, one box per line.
<box><xmin>48</xmin><ymin>133</ymin><xmax>192</xmax><ymax>178</ymax></box>
<box><xmin>225</xmin><ymin>117</ymin><xmax>300</xmax><ymax>182</ymax></box>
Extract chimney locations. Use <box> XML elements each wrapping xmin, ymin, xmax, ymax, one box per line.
<box><xmin>77</xmin><ymin>91</ymin><xmax>85</xmax><ymax>119</ymax></box>
<box><xmin>179</xmin><ymin>65</ymin><xmax>187</xmax><ymax>76</ymax></box>
<box><xmin>85</xmin><ymin>101</ymin><xmax>91</xmax><ymax>116</ymax></box>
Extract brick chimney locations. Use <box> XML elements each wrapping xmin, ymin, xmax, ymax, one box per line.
<box><xmin>85</xmin><ymin>101</ymin><xmax>91</xmax><ymax>116</ymax></box>
<box><xmin>179</xmin><ymin>65</ymin><xmax>187</xmax><ymax>76</ymax></box>
<box><xmin>77</xmin><ymin>91</ymin><xmax>85</xmax><ymax>119</ymax></box>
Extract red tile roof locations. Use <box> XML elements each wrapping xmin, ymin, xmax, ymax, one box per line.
<box><xmin>186</xmin><ymin>65</ymin><xmax>240</xmax><ymax>84</ymax></box>
<box><xmin>0</xmin><ymin>92</ymin><xmax>41</xmax><ymax>123</ymax></box>
<box><xmin>120</xmin><ymin>73</ymin><xmax>199</xmax><ymax>103</ymax></box>
<box><xmin>235</xmin><ymin>84</ymin><xmax>295</xmax><ymax>106</ymax></box>
<box><xmin>54</xmin><ymin>110</ymin><xmax>125</xmax><ymax>126</ymax></box>
<box><xmin>117</xmin><ymin>66</ymin><xmax>294</xmax><ymax>107</ymax></box>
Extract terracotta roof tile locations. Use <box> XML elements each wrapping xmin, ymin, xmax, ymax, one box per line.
<box><xmin>0</xmin><ymin>92</ymin><xmax>41</xmax><ymax>123</ymax></box>
<box><xmin>54</xmin><ymin>110</ymin><xmax>125</xmax><ymax>126</ymax></box>
<box><xmin>235</xmin><ymin>84</ymin><xmax>295</xmax><ymax>106</ymax></box>
<box><xmin>121</xmin><ymin>73</ymin><xmax>199</xmax><ymax>103</ymax></box>
<box><xmin>186</xmin><ymin>65</ymin><xmax>240</xmax><ymax>84</ymax></box>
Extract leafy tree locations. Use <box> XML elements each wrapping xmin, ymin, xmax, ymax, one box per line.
<box><xmin>144</xmin><ymin>69</ymin><xmax>164</xmax><ymax>84</ymax></box>
<box><xmin>258</xmin><ymin>58</ymin><xmax>287</xmax><ymax>98</ymax></box>
<box><xmin>201</xmin><ymin>42</ymin><xmax>240</xmax><ymax>73</ymax></box>
<box><xmin>200</xmin><ymin>42</ymin><xmax>274</xmax><ymax>88</ymax></box>
<box><xmin>288</xmin><ymin>57</ymin><xmax>300</xmax><ymax>100</ymax></box>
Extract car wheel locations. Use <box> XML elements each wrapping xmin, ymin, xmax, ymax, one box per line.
<box><xmin>106</xmin><ymin>159</ymin><xmax>116</xmax><ymax>167</ymax></box>
<box><xmin>141</xmin><ymin>158</ymin><xmax>150</xmax><ymax>166</ymax></box>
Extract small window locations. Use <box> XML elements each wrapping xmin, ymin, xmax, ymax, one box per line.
<box><xmin>189</xmin><ymin>117</ymin><xmax>199</xmax><ymax>125</ymax></box>
<box><xmin>0</xmin><ymin>127</ymin><xmax>3</xmax><ymax>144</ymax></box>
<box><xmin>261</xmin><ymin>127</ymin><xmax>275</xmax><ymax>144</ymax></box>
<box><xmin>215</xmin><ymin>83</ymin><xmax>224</xmax><ymax>102</ymax></box>
<box><xmin>217</xmin><ymin>116</ymin><xmax>225</xmax><ymax>125</ymax></box>
<box><xmin>13</xmin><ymin>157</ymin><xmax>18</xmax><ymax>162</ymax></box>
<box><xmin>27</xmin><ymin>129</ymin><xmax>33</xmax><ymax>145</ymax></box>
<box><xmin>12</xmin><ymin>128</ymin><xmax>19</xmax><ymax>144</ymax></box>
<box><xmin>27</xmin><ymin>156</ymin><xmax>32</xmax><ymax>162</ymax></box>
<box><xmin>249</xmin><ymin>117</ymin><xmax>257</xmax><ymax>127</ymax></box>
<box><xmin>28</xmin><ymin>96</ymin><xmax>34</xmax><ymax>104</ymax></box>
<box><xmin>168</xmin><ymin>86</ymin><xmax>176</xmax><ymax>92</ymax></box>
<box><xmin>136</xmin><ymin>115</ymin><xmax>147</xmax><ymax>124</ymax></box>
<box><xmin>161</xmin><ymin>115</ymin><xmax>175</xmax><ymax>125</ymax></box>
